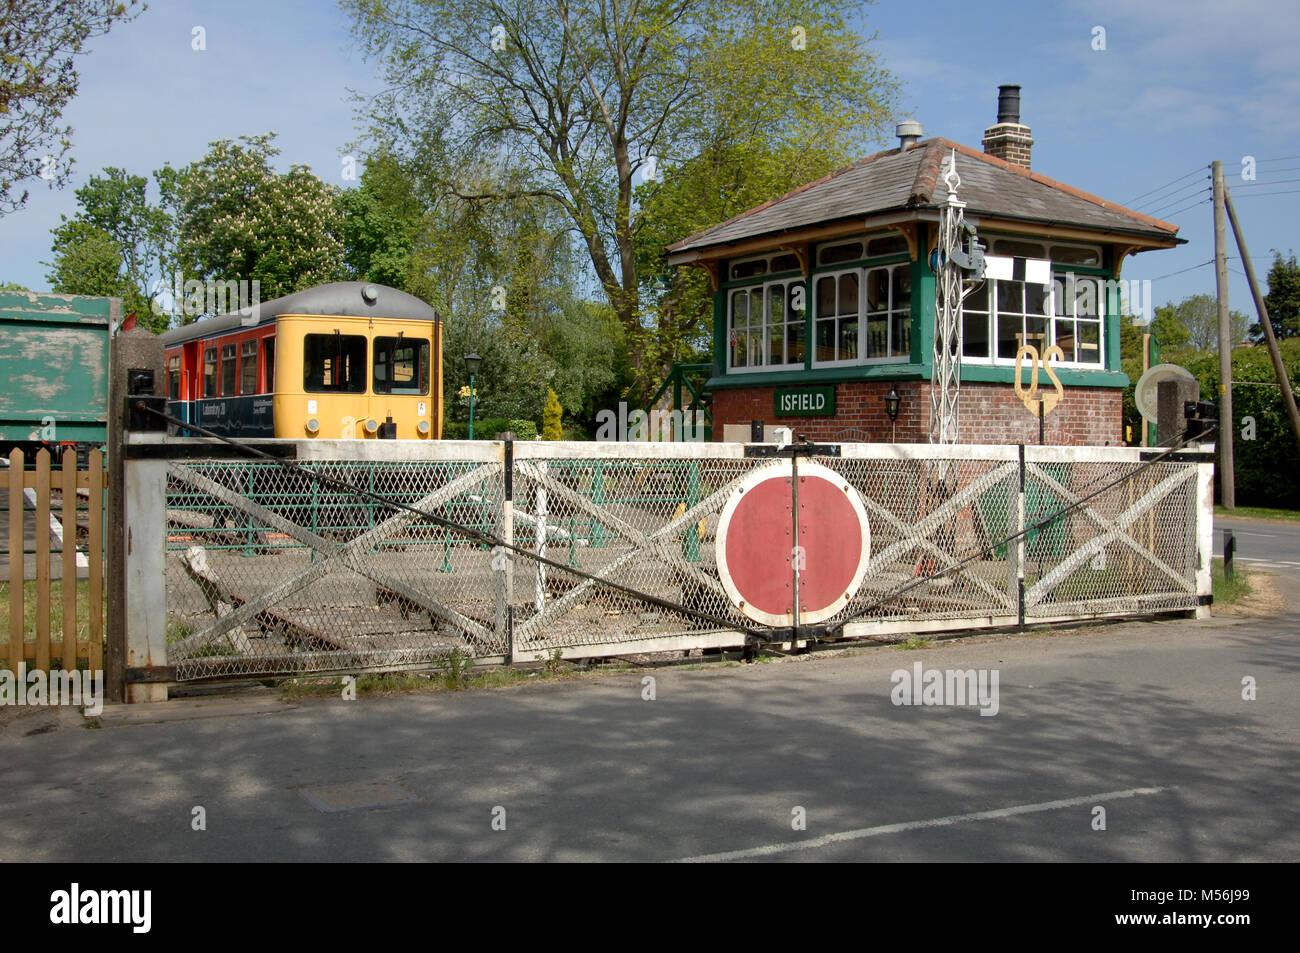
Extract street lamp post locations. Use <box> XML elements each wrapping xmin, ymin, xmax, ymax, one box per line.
<box><xmin>464</xmin><ymin>352</ymin><xmax>482</xmax><ymax>439</ymax></box>
<box><xmin>883</xmin><ymin>385</ymin><xmax>902</xmax><ymax>442</ymax></box>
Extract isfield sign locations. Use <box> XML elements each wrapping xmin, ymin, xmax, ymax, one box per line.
<box><xmin>774</xmin><ymin>385</ymin><xmax>836</xmax><ymax>417</ymax></box>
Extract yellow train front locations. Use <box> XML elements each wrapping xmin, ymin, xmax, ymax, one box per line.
<box><xmin>161</xmin><ymin>282</ymin><xmax>443</xmax><ymax>440</ymax></box>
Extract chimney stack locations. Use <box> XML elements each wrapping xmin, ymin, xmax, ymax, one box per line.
<box><xmin>982</xmin><ymin>84</ymin><xmax>1033</xmax><ymax>169</ymax></box>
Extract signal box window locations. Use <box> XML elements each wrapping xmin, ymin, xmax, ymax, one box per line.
<box><xmin>221</xmin><ymin>343</ymin><xmax>237</xmax><ymax>395</ymax></box>
<box><xmin>203</xmin><ymin>347</ymin><xmax>217</xmax><ymax>397</ymax></box>
<box><xmin>373</xmin><ymin>337</ymin><xmax>430</xmax><ymax>395</ymax></box>
<box><xmin>241</xmin><ymin>340</ymin><xmax>258</xmax><ymax>395</ymax></box>
<box><xmin>303</xmin><ymin>333</ymin><xmax>367</xmax><ymax>393</ymax></box>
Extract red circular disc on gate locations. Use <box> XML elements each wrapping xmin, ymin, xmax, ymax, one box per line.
<box><xmin>715</xmin><ymin>462</ymin><xmax>870</xmax><ymax>627</ymax></box>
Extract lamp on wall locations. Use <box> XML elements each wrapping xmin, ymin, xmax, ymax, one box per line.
<box><xmin>883</xmin><ymin>385</ymin><xmax>902</xmax><ymax>442</ymax></box>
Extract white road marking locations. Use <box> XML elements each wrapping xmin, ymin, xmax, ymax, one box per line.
<box><xmin>673</xmin><ymin>786</ymin><xmax>1171</xmax><ymax>863</ymax></box>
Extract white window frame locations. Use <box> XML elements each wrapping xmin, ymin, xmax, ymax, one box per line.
<box><xmin>961</xmin><ymin>273</ymin><xmax>1106</xmax><ymax>368</ymax></box>
<box><xmin>810</xmin><ymin>261</ymin><xmax>911</xmax><ymax>369</ymax></box>
<box><xmin>726</xmin><ymin>277</ymin><xmax>806</xmax><ymax>373</ymax></box>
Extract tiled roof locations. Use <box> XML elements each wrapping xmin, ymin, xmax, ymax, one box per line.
<box><xmin>666</xmin><ymin>138</ymin><xmax>1179</xmax><ymax>255</ymax></box>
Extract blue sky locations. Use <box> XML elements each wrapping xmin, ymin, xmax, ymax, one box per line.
<box><xmin>2</xmin><ymin>0</ymin><xmax>1297</xmax><ymax>316</ymax></box>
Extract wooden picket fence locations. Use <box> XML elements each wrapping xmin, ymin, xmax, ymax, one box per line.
<box><xmin>2</xmin><ymin>448</ymin><xmax>106</xmax><ymax>675</ymax></box>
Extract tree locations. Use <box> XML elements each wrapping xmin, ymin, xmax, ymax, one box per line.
<box><xmin>0</xmin><ymin>0</ymin><xmax>143</xmax><ymax>215</ymax></box>
<box><xmin>344</xmin><ymin>0</ymin><xmax>897</xmax><ymax>389</ymax></box>
<box><xmin>44</xmin><ymin>167</ymin><xmax>170</xmax><ymax>329</ymax></box>
<box><xmin>1254</xmin><ymin>249</ymin><xmax>1300</xmax><ymax>342</ymax></box>
<box><xmin>162</xmin><ymin>133</ymin><xmax>346</xmax><ymax>309</ymax></box>
<box><xmin>1151</xmin><ymin>294</ymin><xmax>1250</xmax><ymax>353</ymax></box>
<box><xmin>542</xmin><ymin>388</ymin><xmax>563</xmax><ymax>439</ymax></box>
<box><xmin>45</xmin><ymin>220</ymin><xmax>129</xmax><ymax>301</ymax></box>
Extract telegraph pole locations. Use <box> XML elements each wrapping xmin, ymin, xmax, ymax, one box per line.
<box><xmin>1212</xmin><ymin>160</ymin><xmax>1235</xmax><ymax>509</ymax></box>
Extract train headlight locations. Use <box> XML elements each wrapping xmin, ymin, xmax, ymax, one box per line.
<box><xmin>417</xmin><ymin>419</ymin><xmax>431</xmax><ymax>436</ymax></box>
<box><xmin>306</xmin><ymin>418</ymin><xmax>320</xmax><ymax>435</ymax></box>
<box><xmin>365</xmin><ymin>418</ymin><xmax>379</xmax><ymax>434</ymax></box>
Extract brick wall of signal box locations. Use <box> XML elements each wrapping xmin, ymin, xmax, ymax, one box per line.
<box><xmin>713</xmin><ymin>381</ymin><xmax>1123</xmax><ymax>445</ymax></box>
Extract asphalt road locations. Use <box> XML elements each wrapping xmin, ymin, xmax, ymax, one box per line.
<box><xmin>1214</xmin><ymin>515</ymin><xmax>1300</xmax><ymax>577</ymax></box>
<box><xmin>1</xmin><ymin>602</ymin><xmax>1296</xmax><ymax>862</ymax></box>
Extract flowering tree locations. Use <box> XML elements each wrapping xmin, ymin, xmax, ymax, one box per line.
<box><xmin>160</xmin><ymin>133</ymin><xmax>346</xmax><ymax>309</ymax></box>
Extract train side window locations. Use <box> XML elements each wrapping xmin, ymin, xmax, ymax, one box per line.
<box><xmin>203</xmin><ymin>348</ymin><xmax>217</xmax><ymax>397</ymax></box>
<box><xmin>373</xmin><ymin>336</ymin><xmax>430</xmax><ymax>395</ymax></box>
<box><xmin>263</xmin><ymin>338</ymin><xmax>275</xmax><ymax>392</ymax></box>
<box><xmin>240</xmin><ymin>340</ymin><xmax>257</xmax><ymax>395</ymax></box>
<box><xmin>221</xmin><ymin>343</ymin><xmax>237</xmax><ymax>396</ymax></box>
<box><xmin>303</xmin><ymin>333</ymin><xmax>367</xmax><ymax>393</ymax></box>
<box><xmin>168</xmin><ymin>356</ymin><xmax>181</xmax><ymax>401</ymax></box>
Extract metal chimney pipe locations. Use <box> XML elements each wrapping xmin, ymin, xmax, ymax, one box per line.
<box><xmin>896</xmin><ymin>120</ymin><xmax>923</xmax><ymax>150</ymax></box>
<box><xmin>996</xmin><ymin>85</ymin><xmax>1021</xmax><ymax>125</ymax></box>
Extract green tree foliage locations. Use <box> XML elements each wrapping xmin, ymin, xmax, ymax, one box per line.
<box><xmin>1253</xmin><ymin>249</ymin><xmax>1300</xmax><ymax>342</ymax></box>
<box><xmin>542</xmin><ymin>388</ymin><xmax>563</xmax><ymax>440</ymax></box>
<box><xmin>340</xmin><ymin>144</ymin><xmax>630</xmax><ymax>431</ymax></box>
<box><xmin>1150</xmin><ymin>294</ymin><xmax>1250</xmax><ymax>354</ymax></box>
<box><xmin>44</xmin><ymin>167</ymin><xmax>170</xmax><ymax>330</ymax></box>
<box><xmin>45</xmin><ymin>220</ymin><xmax>127</xmax><ymax>301</ymax></box>
<box><xmin>0</xmin><ymin>0</ymin><xmax>143</xmax><ymax>214</ymax></box>
<box><xmin>343</xmin><ymin>0</ymin><xmax>897</xmax><ymax>391</ymax></box>
<box><xmin>0</xmin><ymin>281</ymin><xmax>31</xmax><ymax>291</ymax></box>
<box><xmin>162</xmin><ymin>133</ymin><xmax>345</xmax><ymax>308</ymax></box>
<box><xmin>1179</xmin><ymin>340</ymin><xmax>1300</xmax><ymax>507</ymax></box>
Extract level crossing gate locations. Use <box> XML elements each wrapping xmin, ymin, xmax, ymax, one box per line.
<box><xmin>122</xmin><ymin>434</ymin><xmax>1213</xmax><ymax>687</ymax></box>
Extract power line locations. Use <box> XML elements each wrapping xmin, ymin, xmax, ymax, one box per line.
<box><xmin>1136</xmin><ymin>179</ymin><xmax>1212</xmax><ymax>213</ymax></box>
<box><xmin>1144</xmin><ymin>184</ymin><xmax>1212</xmax><ymax>216</ymax></box>
<box><xmin>1234</xmin><ymin>177</ymin><xmax>1300</xmax><ymax>188</ymax></box>
<box><xmin>1228</xmin><ymin>188</ymin><xmax>1300</xmax><ymax>199</ymax></box>
<box><xmin>1148</xmin><ymin>258</ymin><xmax>1213</xmax><ymax>282</ymax></box>
<box><xmin>1158</xmin><ymin>196</ymin><xmax>1212</xmax><ymax>220</ymax></box>
<box><xmin>1256</xmin><ymin>155</ymin><xmax>1300</xmax><ymax>164</ymax></box>
<box><xmin>1123</xmin><ymin>166</ymin><xmax>1206</xmax><ymax>206</ymax></box>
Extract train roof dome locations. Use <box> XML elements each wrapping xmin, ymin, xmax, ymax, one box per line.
<box><xmin>159</xmin><ymin>282</ymin><xmax>439</xmax><ymax>345</ymax></box>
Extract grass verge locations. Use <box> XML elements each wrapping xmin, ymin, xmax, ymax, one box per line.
<box><xmin>1215</xmin><ymin>505</ymin><xmax>1300</xmax><ymax>523</ymax></box>
<box><xmin>1212</xmin><ymin>556</ymin><xmax>1252</xmax><ymax>606</ymax></box>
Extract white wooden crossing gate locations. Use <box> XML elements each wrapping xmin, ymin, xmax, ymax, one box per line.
<box><xmin>121</xmin><ymin>435</ymin><xmax>1213</xmax><ymax>689</ymax></box>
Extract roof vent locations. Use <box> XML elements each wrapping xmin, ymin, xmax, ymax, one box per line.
<box><xmin>896</xmin><ymin>120</ymin><xmax>923</xmax><ymax>151</ymax></box>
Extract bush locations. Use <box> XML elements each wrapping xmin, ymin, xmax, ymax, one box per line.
<box><xmin>1176</xmin><ymin>339</ymin><xmax>1300</xmax><ymax>508</ymax></box>
<box><xmin>443</xmin><ymin>418</ymin><xmax>538</xmax><ymax>440</ymax></box>
<box><xmin>542</xmin><ymin>388</ymin><xmax>563</xmax><ymax>440</ymax></box>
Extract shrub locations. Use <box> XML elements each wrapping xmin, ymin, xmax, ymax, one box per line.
<box><xmin>542</xmin><ymin>388</ymin><xmax>563</xmax><ymax>440</ymax></box>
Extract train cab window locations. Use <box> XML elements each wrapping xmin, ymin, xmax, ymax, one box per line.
<box><xmin>263</xmin><ymin>338</ymin><xmax>275</xmax><ymax>392</ymax></box>
<box><xmin>372</xmin><ymin>336</ymin><xmax>430</xmax><ymax>395</ymax></box>
<box><xmin>203</xmin><ymin>348</ymin><xmax>217</xmax><ymax>397</ymax></box>
<box><xmin>240</xmin><ymin>340</ymin><xmax>258</xmax><ymax>394</ymax></box>
<box><xmin>303</xmin><ymin>333</ymin><xmax>367</xmax><ymax>393</ymax></box>
<box><xmin>168</xmin><ymin>356</ymin><xmax>181</xmax><ymax>401</ymax></box>
<box><xmin>221</xmin><ymin>343</ymin><xmax>237</xmax><ymax>395</ymax></box>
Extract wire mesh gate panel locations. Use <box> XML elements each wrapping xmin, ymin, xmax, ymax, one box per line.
<box><xmin>146</xmin><ymin>438</ymin><xmax>1210</xmax><ymax>681</ymax></box>
<box><xmin>164</xmin><ymin>441</ymin><xmax>507</xmax><ymax>681</ymax></box>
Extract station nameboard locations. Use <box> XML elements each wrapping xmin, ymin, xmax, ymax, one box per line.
<box><xmin>774</xmin><ymin>385</ymin><xmax>836</xmax><ymax>417</ymax></box>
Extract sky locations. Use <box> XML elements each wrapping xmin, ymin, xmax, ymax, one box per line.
<box><xmin>2</xmin><ymin>0</ymin><xmax>1297</xmax><ymax>318</ymax></box>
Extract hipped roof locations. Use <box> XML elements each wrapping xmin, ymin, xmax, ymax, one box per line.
<box><xmin>666</xmin><ymin>138</ymin><xmax>1180</xmax><ymax>260</ymax></box>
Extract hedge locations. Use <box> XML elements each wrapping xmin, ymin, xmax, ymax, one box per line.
<box><xmin>443</xmin><ymin>418</ymin><xmax>538</xmax><ymax>440</ymax></box>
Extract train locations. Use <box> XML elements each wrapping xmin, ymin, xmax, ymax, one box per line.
<box><xmin>160</xmin><ymin>281</ymin><xmax>444</xmax><ymax>440</ymax></box>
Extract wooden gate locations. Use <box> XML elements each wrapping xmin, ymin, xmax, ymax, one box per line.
<box><xmin>2</xmin><ymin>448</ymin><xmax>106</xmax><ymax>676</ymax></box>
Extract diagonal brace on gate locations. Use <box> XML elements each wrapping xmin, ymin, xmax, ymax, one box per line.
<box><xmin>167</xmin><ymin>461</ymin><xmax>503</xmax><ymax>655</ymax></box>
<box><xmin>860</xmin><ymin>461</ymin><xmax>1018</xmax><ymax>610</ymax></box>
<box><xmin>512</xmin><ymin>462</ymin><xmax>751</xmax><ymax>641</ymax></box>
<box><xmin>1023</xmin><ymin>465</ymin><xmax>1196</xmax><ymax>608</ymax></box>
